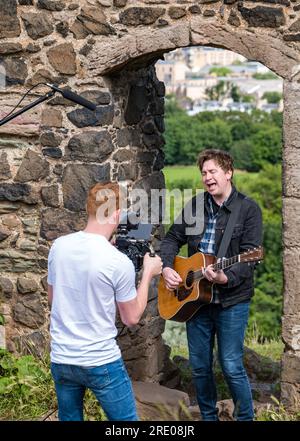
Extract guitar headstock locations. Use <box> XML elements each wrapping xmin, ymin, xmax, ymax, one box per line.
<box><xmin>240</xmin><ymin>247</ymin><xmax>264</xmax><ymax>263</ymax></box>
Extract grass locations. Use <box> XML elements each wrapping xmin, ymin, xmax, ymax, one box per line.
<box><xmin>0</xmin><ymin>349</ymin><xmax>56</xmax><ymax>421</ymax></box>
<box><xmin>256</xmin><ymin>396</ymin><xmax>300</xmax><ymax>421</ymax></box>
<box><xmin>163</xmin><ymin>165</ymin><xmax>203</xmax><ymax>189</ymax></box>
<box><xmin>245</xmin><ymin>336</ymin><xmax>284</xmax><ymax>361</ymax></box>
<box><xmin>0</xmin><ymin>349</ymin><xmax>106</xmax><ymax>421</ymax></box>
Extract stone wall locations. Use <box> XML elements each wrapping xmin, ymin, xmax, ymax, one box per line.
<box><xmin>0</xmin><ymin>0</ymin><xmax>300</xmax><ymax>405</ymax></box>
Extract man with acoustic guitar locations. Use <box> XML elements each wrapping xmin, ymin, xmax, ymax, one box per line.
<box><xmin>160</xmin><ymin>149</ymin><xmax>263</xmax><ymax>421</ymax></box>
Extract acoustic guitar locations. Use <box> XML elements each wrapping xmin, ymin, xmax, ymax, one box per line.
<box><xmin>158</xmin><ymin>247</ymin><xmax>263</xmax><ymax>322</ymax></box>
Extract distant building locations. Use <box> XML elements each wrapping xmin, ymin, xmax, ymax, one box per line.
<box><xmin>155</xmin><ymin>60</ymin><xmax>189</xmax><ymax>93</ymax></box>
<box><xmin>186</xmin><ymin>47</ymin><xmax>246</xmax><ymax>70</ymax></box>
<box><xmin>228</xmin><ymin>78</ymin><xmax>283</xmax><ymax>99</ymax></box>
<box><xmin>156</xmin><ymin>47</ymin><xmax>283</xmax><ymax>112</ymax></box>
<box><xmin>194</xmin><ymin>61</ymin><xmax>272</xmax><ymax>79</ymax></box>
<box><xmin>184</xmin><ymin>77</ymin><xmax>218</xmax><ymax>100</ymax></box>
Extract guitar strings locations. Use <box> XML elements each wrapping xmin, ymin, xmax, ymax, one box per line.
<box><xmin>185</xmin><ymin>255</ymin><xmax>240</xmax><ymax>285</ymax></box>
<box><xmin>179</xmin><ymin>248</ymin><xmax>261</xmax><ymax>286</ymax></box>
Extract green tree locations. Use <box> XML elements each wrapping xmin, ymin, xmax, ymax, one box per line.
<box><xmin>230</xmin><ymin>139</ymin><xmax>255</xmax><ymax>171</ymax></box>
<box><xmin>164</xmin><ymin>94</ymin><xmax>186</xmax><ymax>115</ymax></box>
<box><xmin>262</xmin><ymin>91</ymin><xmax>282</xmax><ymax>104</ymax></box>
<box><xmin>237</xmin><ymin>165</ymin><xmax>283</xmax><ymax>339</ymax></box>
<box><xmin>250</xmin><ymin>126</ymin><xmax>282</xmax><ymax>170</ymax></box>
<box><xmin>205</xmin><ymin>80</ymin><xmax>231</xmax><ymax>101</ymax></box>
<box><xmin>209</xmin><ymin>67</ymin><xmax>232</xmax><ymax>77</ymax></box>
<box><xmin>178</xmin><ymin>118</ymin><xmax>233</xmax><ymax>164</ymax></box>
<box><xmin>230</xmin><ymin>84</ymin><xmax>241</xmax><ymax>102</ymax></box>
<box><xmin>253</xmin><ymin>72</ymin><xmax>279</xmax><ymax>80</ymax></box>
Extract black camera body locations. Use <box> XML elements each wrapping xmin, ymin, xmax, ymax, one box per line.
<box><xmin>115</xmin><ymin>217</ymin><xmax>153</xmax><ymax>272</ymax></box>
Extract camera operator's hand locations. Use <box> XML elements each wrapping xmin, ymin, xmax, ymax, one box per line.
<box><xmin>143</xmin><ymin>253</ymin><xmax>163</xmax><ymax>277</ymax></box>
<box><xmin>162</xmin><ymin>267</ymin><xmax>182</xmax><ymax>290</ymax></box>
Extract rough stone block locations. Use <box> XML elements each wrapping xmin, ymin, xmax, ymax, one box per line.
<box><xmin>281</xmin><ymin>352</ymin><xmax>300</xmax><ymax>383</ymax></box>
<box><xmin>37</xmin><ymin>0</ymin><xmax>66</xmax><ymax>11</ymax></box>
<box><xmin>15</xmin><ymin>150</ymin><xmax>50</xmax><ymax>182</ymax></box>
<box><xmin>40</xmin><ymin>131</ymin><xmax>62</xmax><ymax>147</ymax></box>
<box><xmin>17</xmin><ymin>277</ymin><xmax>38</xmax><ymax>294</ymax></box>
<box><xmin>282</xmin><ymin>315</ymin><xmax>300</xmax><ymax>351</ymax></box>
<box><xmin>169</xmin><ymin>7</ymin><xmax>186</xmax><ymax>20</ymax></box>
<box><xmin>62</xmin><ymin>163</ymin><xmax>110</xmax><ymax>211</ymax></box>
<box><xmin>40</xmin><ymin>208</ymin><xmax>87</xmax><ymax>241</ymax></box>
<box><xmin>0</xmin><ymin>277</ymin><xmax>14</xmax><ymax>300</ymax></box>
<box><xmin>67</xmin><ymin>105</ymin><xmax>114</xmax><ymax>128</ymax></box>
<box><xmin>65</xmin><ymin>131</ymin><xmax>114</xmax><ymax>162</ymax></box>
<box><xmin>41</xmin><ymin>185</ymin><xmax>60</xmax><ymax>208</ymax></box>
<box><xmin>120</xmin><ymin>7</ymin><xmax>165</xmax><ymax>26</ymax></box>
<box><xmin>0</xmin><ymin>183</ymin><xmax>39</xmax><ymax>204</ymax></box>
<box><xmin>281</xmin><ymin>381</ymin><xmax>300</xmax><ymax>410</ymax></box>
<box><xmin>70</xmin><ymin>6</ymin><xmax>114</xmax><ymax>39</ymax></box>
<box><xmin>0</xmin><ymin>226</ymin><xmax>10</xmax><ymax>241</ymax></box>
<box><xmin>132</xmin><ymin>381</ymin><xmax>190</xmax><ymax>421</ymax></box>
<box><xmin>47</xmin><ymin>43</ymin><xmax>77</xmax><ymax>75</ymax></box>
<box><xmin>0</xmin><ymin>0</ymin><xmax>21</xmax><ymax>38</ymax></box>
<box><xmin>238</xmin><ymin>5</ymin><xmax>285</xmax><ymax>28</ymax></box>
<box><xmin>13</xmin><ymin>293</ymin><xmax>45</xmax><ymax>328</ymax></box>
<box><xmin>0</xmin><ymin>43</ymin><xmax>22</xmax><ymax>55</ymax></box>
<box><xmin>21</xmin><ymin>12</ymin><xmax>53</xmax><ymax>40</ymax></box>
<box><xmin>0</xmin><ymin>57</ymin><xmax>28</xmax><ymax>86</ymax></box>
<box><xmin>282</xmin><ymin>197</ymin><xmax>300</xmax><ymax>247</ymax></box>
<box><xmin>41</xmin><ymin>108</ymin><xmax>63</xmax><ymax>128</ymax></box>
<box><xmin>0</xmin><ymin>325</ymin><xmax>5</xmax><ymax>349</ymax></box>
<box><xmin>0</xmin><ymin>152</ymin><xmax>11</xmax><ymax>181</ymax></box>
<box><xmin>283</xmin><ymin>82</ymin><xmax>300</xmax><ymax>148</ymax></box>
<box><xmin>282</xmin><ymin>248</ymin><xmax>300</xmax><ymax>315</ymax></box>
<box><xmin>0</xmin><ymin>254</ymin><xmax>37</xmax><ymax>273</ymax></box>
<box><xmin>42</xmin><ymin>148</ymin><xmax>62</xmax><ymax>158</ymax></box>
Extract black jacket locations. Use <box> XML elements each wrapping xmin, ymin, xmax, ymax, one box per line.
<box><xmin>160</xmin><ymin>186</ymin><xmax>263</xmax><ymax>308</ymax></box>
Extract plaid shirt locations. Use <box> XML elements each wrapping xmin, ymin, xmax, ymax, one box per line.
<box><xmin>199</xmin><ymin>196</ymin><xmax>224</xmax><ymax>303</ymax></box>
<box><xmin>198</xmin><ymin>196</ymin><xmax>220</xmax><ymax>256</ymax></box>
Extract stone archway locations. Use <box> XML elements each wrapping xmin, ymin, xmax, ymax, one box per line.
<box><xmin>0</xmin><ymin>1</ymin><xmax>299</xmax><ymax>409</ymax></box>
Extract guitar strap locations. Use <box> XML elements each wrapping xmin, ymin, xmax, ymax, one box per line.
<box><xmin>216</xmin><ymin>193</ymin><xmax>244</xmax><ymax>259</ymax></box>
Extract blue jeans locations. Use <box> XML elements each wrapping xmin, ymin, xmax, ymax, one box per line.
<box><xmin>51</xmin><ymin>358</ymin><xmax>138</xmax><ymax>421</ymax></box>
<box><xmin>186</xmin><ymin>301</ymin><xmax>253</xmax><ymax>421</ymax></box>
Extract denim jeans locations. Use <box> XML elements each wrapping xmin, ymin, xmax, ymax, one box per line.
<box><xmin>186</xmin><ymin>301</ymin><xmax>253</xmax><ymax>421</ymax></box>
<box><xmin>51</xmin><ymin>357</ymin><xmax>138</xmax><ymax>421</ymax></box>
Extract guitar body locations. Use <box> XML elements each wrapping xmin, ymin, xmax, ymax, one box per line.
<box><xmin>158</xmin><ymin>252</ymin><xmax>216</xmax><ymax>322</ymax></box>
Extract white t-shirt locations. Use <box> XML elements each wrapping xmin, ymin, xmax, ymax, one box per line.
<box><xmin>47</xmin><ymin>231</ymin><xmax>137</xmax><ymax>366</ymax></box>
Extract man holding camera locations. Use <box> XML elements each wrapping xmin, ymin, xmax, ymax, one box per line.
<box><xmin>47</xmin><ymin>182</ymin><xmax>162</xmax><ymax>421</ymax></box>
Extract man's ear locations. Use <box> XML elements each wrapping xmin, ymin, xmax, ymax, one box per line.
<box><xmin>226</xmin><ymin>170</ymin><xmax>233</xmax><ymax>181</ymax></box>
<box><xmin>114</xmin><ymin>209</ymin><xmax>121</xmax><ymax>224</ymax></box>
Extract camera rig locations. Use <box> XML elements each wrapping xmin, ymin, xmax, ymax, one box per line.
<box><xmin>115</xmin><ymin>214</ymin><xmax>154</xmax><ymax>272</ymax></box>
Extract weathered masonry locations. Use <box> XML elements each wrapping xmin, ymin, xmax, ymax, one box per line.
<box><xmin>0</xmin><ymin>0</ymin><xmax>299</xmax><ymax>410</ymax></box>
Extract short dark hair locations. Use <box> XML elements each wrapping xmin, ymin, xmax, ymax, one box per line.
<box><xmin>197</xmin><ymin>149</ymin><xmax>234</xmax><ymax>176</ymax></box>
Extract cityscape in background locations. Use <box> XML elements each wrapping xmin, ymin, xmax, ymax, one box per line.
<box><xmin>155</xmin><ymin>46</ymin><xmax>283</xmax><ymax>114</ymax></box>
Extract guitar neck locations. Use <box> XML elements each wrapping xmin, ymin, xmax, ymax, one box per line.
<box><xmin>190</xmin><ymin>248</ymin><xmax>262</xmax><ymax>282</ymax></box>
<box><xmin>213</xmin><ymin>254</ymin><xmax>240</xmax><ymax>271</ymax></box>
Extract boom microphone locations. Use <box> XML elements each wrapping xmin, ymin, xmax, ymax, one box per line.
<box><xmin>46</xmin><ymin>83</ymin><xmax>97</xmax><ymax>111</ymax></box>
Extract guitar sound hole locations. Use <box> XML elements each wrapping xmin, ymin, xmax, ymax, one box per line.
<box><xmin>185</xmin><ymin>271</ymin><xmax>194</xmax><ymax>288</ymax></box>
<box><xmin>177</xmin><ymin>286</ymin><xmax>193</xmax><ymax>301</ymax></box>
